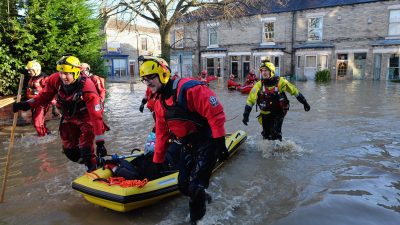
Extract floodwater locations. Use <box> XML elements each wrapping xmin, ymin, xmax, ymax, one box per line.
<box><xmin>0</xmin><ymin>80</ymin><xmax>399</xmax><ymax>225</ymax></box>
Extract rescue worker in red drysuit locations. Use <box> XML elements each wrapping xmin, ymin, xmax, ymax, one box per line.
<box><xmin>227</xmin><ymin>74</ymin><xmax>241</xmax><ymax>90</ymax></box>
<box><xmin>199</xmin><ymin>70</ymin><xmax>209</xmax><ymax>84</ymax></box>
<box><xmin>23</xmin><ymin>60</ymin><xmax>51</xmax><ymax>136</ymax></box>
<box><xmin>171</xmin><ymin>71</ymin><xmax>180</xmax><ymax>80</ymax></box>
<box><xmin>242</xmin><ymin>60</ymin><xmax>311</xmax><ymax>141</ymax></box>
<box><xmin>81</xmin><ymin>63</ymin><xmax>106</xmax><ymax>102</ymax></box>
<box><xmin>139</xmin><ymin>86</ymin><xmax>157</xmax><ymax>113</ymax></box>
<box><xmin>13</xmin><ymin>56</ymin><xmax>108</xmax><ymax>172</ymax></box>
<box><xmin>245</xmin><ymin>69</ymin><xmax>258</xmax><ymax>85</ymax></box>
<box><xmin>139</xmin><ymin>56</ymin><xmax>229</xmax><ymax>225</ymax></box>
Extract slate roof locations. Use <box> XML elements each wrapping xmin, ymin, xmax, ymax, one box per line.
<box><xmin>182</xmin><ymin>0</ymin><xmax>386</xmax><ymax>22</ymax></box>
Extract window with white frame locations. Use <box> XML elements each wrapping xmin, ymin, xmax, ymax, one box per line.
<box><xmin>389</xmin><ymin>9</ymin><xmax>400</xmax><ymax>36</ymax></box>
<box><xmin>174</xmin><ymin>28</ymin><xmax>184</xmax><ymax>48</ymax></box>
<box><xmin>208</xmin><ymin>27</ymin><xmax>218</xmax><ymax>47</ymax></box>
<box><xmin>141</xmin><ymin>37</ymin><xmax>147</xmax><ymax>51</ymax></box>
<box><xmin>113</xmin><ymin>59</ymin><xmax>127</xmax><ymax>77</ymax></box>
<box><xmin>308</xmin><ymin>17</ymin><xmax>323</xmax><ymax>41</ymax></box>
<box><xmin>263</xmin><ymin>22</ymin><xmax>275</xmax><ymax>43</ymax></box>
<box><xmin>305</xmin><ymin>55</ymin><xmax>317</xmax><ymax>68</ymax></box>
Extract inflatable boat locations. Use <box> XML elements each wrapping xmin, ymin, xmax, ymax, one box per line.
<box><xmin>72</xmin><ymin>130</ymin><xmax>247</xmax><ymax>212</ymax></box>
<box><xmin>239</xmin><ymin>84</ymin><xmax>253</xmax><ymax>94</ymax></box>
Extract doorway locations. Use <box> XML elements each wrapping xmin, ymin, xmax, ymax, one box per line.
<box><xmin>353</xmin><ymin>53</ymin><xmax>367</xmax><ymax>79</ymax></box>
<box><xmin>243</xmin><ymin>62</ymin><xmax>250</xmax><ymax>82</ymax></box>
<box><xmin>337</xmin><ymin>54</ymin><xmax>348</xmax><ymax>78</ymax></box>
<box><xmin>373</xmin><ymin>54</ymin><xmax>382</xmax><ymax>80</ymax></box>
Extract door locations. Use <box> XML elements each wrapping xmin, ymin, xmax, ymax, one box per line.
<box><xmin>304</xmin><ymin>55</ymin><xmax>317</xmax><ymax>80</ymax></box>
<box><xmin>353</xmin><ymin>53</ymin><xmax>367</xmax><ymax>79</ymax></box>
<box><xmin>337</xmin><ymin>54</ymin><xmax>348</xmax><ymax>78</ymax></box>
<box><xmin>243</xmin><ymin>62</ymin><xmax>250</xmax><ymax>82</ymax></box>
<box><xmin>129</xmin><ymin>61</ymin><xmax>135</xmax><ymax>78</ymax></box>
<box><xmin>231</xmin><ymin>62</ymin><xmax>238</xmax><ymax>77</ymax></box>
<box><xmin>373</xmin><ymin>54</ymin><xmax>381</xmax><ymax>80</ymax></box>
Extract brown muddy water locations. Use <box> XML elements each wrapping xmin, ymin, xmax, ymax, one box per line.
<box><xmin>0</xmin><ymin>80</ymin><xmax>399</xmax><ymax>225</ymax></box>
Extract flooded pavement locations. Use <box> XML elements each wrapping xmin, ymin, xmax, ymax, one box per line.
<box><xmin>0</xmin><ymin>80</ymin><xmax>399</xmax><ymax>225</ymax></box>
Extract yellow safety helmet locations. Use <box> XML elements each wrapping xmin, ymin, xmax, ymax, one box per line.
<box><xmin>56</xmin><ymin>56</ymin><xmax>81</xmax><ymax>80</ymax></box>
<box><xmin>25</xmin><ymin>60</ymin><xmax>41</xmax><ymax>76</ymax></box>
<box><xmin>139</xmin><ymin>56</ymin><xmax>171</xmax><ymax>84</ymax></box>
<box><xmin>259</xmin><ymin>60</ymin><xmax>275</xmax><ymax>77</ymax></box>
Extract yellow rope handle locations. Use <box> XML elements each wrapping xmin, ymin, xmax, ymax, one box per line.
<box><xmin>1</xmin><ymin>74</ymin><xmax>24</xmax><ymax>203</ymax></box>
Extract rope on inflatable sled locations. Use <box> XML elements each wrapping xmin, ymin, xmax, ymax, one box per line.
<box><xmin>86</xmin><ymin>172</ymin><xmax>148</xmax><ymax>188</ymax></box>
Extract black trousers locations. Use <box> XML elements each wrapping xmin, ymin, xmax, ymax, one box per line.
<box><xmin>177</xmin><ymin>133</ymin><xmax>217</xmax><ymax>222</ymax></box>
<box><xmin>261</xmin><ymin>111</ymin><xmax>285</xmax><ymax>141</ymax></box>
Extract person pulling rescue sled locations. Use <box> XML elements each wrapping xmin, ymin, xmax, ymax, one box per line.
<box><xmin>13</xmin><ymin>55</ymin><xmax>109</xmax><ymax>172</ymax></box>
<box><xmin>242</xmin><ymin>60</ymin><xmax>310</xmax><ymax>141</ymax></box>
<box><xmin>139</xmin><ymin>55</ymin><xmax>228</xmax><ymax>224</ymax></box>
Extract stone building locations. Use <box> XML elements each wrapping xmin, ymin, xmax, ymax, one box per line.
<box><xmin>103</xmin><ymin>17</ymin><xmax>161</xmax><ymax>81</ymax></box>
<box><xmin>170</xmin><ymin>0</ymin><xmax>400</xmax><ymax>81</ymax></box>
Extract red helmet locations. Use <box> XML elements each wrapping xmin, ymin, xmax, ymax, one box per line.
<box><xmin>201</xmin><ymin>70</ymin><xmax>207</xmax><ymax>75</ymax></box>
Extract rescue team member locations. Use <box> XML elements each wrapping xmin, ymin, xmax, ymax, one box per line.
<box><xmin>227</xmin><ymin>74</ymin><xmax>241</xmax><ymax>90</ymax></box>
<box><xmin>140</xmin><ymin>65</ymin><xmax>183</xmax><ymax>115</ymax></box>
<box><xmin>139</xmin><ymin>86</ymin><xmax>157</xmax><ymax>113</ymax></box>
<box><xmin>13</xmin><ymin>56</ymin><xmax>108</xmax><ymax>172</ymax></box>
<box><xmin>245</xmin><ymin>69</ymin><xmax>258</xmax><ymax>85</ymax></box>
<box><xmin>23</xmin><ymin>60</ymin><xmax>51</xmax><ymax>136</ymax></box>
<box><xmin>81</xmin><ymin>63</ymin><xmax>106</xmax><ymax>102</ymax></box>
<box><xmin>242</xmin><ymin>60</ymin><xmax>310</xmax><ymax>141</ymax></box>
<box><xmin>139</xmin><ymin>56</ymin><xmax>229</xmax><ymax>224</ymax></box>
<box><xmin>172</xmin><ymin>71</ymin><xmax>180</xmax><ymax>80</ymax></box>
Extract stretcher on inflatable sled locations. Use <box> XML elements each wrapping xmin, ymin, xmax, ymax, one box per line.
<box><xmin>72</xmin><ymin>130</ymin><xmax>247</xmax><ymax>212</ymax></box>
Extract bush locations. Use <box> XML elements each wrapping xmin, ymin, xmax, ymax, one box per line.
<box><xmin>315</xmin><ymin>69</ymin><xmax>331</xmax><ymax>82</ymax></box>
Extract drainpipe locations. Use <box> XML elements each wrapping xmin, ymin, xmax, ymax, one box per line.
<box><xmin>291</xmin><ymin>10</ymin><xmax>296</xmax><ymax>80</ymax></box>
<box><xmin>197</xmin><ymin>21</ymin><xmax>201</xmax><ymax>75</ymax></box>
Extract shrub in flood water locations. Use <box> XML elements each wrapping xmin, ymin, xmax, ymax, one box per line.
<box><xmin>315</xmin><ymin>69</ymin><xmax>331</xmax><ymax>82</ymax></box>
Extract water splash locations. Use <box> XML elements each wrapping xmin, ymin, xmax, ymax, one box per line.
<box><xmin>255</xmin><ymin>138</ymin><xmax>311</xmax><ymax>159</ymax></box>
<box><xmin>15</xmin><ymin>133</ymin><xmax>58</xmax><ymax>148</ymax></box>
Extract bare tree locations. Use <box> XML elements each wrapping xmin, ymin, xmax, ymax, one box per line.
<box><xmin>98</xmin><ymin>0</ymin><xmax>287</xmax><ymax>62</ymax></box>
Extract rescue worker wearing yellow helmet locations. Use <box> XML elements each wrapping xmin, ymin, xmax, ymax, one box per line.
<box><xmin>23</xmin><ymin>60</ymin><xmax>52</xmax><ymax>136</ymax></box>
<box><xmin>242</xmin><ymin>59</ymin><xmax>310</xmax><ymax>141</ymax></box>
<box><xmin>139</xmin><ymin>55</ymin><xmax>228</xmax><ymax>224</ymax></box>
<box><xmin>13</xmin><ymin>55</ymin><xmax>108</xmax><ymax>172</ymax></box>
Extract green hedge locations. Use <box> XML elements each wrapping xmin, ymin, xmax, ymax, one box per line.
<box><xmin>0</xmin><ymin>0</ymin><xmax>105</xmax><ymax>96</ymax></box>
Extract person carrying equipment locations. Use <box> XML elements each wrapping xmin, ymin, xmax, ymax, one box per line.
<box><xmin>139</xmin><ymin>55</ymin><xmax>228</xmax><ymax>224</ymax></box>
<box><xmin>242</xmin><ymin>60</ymin><xmax>310</xmax><ymax>141</ymax></box>
<box><xmin>13</xmin><ymin>56</ymin><xmax>109</xmax><ymax>172</ymax></box>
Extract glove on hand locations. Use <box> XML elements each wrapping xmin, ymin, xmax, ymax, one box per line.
<box><xmin>242</xmin><ymin>105</ymin><xmax>252</xmax><ymax>126</ymax></box>
<box><xmin>296</xmin><ymin>93</ymin><xmax>311</xmax><ymax>112</ymax></box>
<box><xmin>13</xmin><ymin>101</ymin><xmax>31</xmax><ymax>113</ymax></box>
<box><xmin>214</xmin><ymin>137</ymin><xmax>229</xmax><ymax>162</ymax></box>
<box><xmin>139</xmin><ymin>98</ymin><xmax>147</xmax><ymax>113</ymax></box>
<box><xmin>303</xmin><ymin>102</ymin><xmax>311</xmax><ymax>112</ymax></box>
<box><xmin>96</xmin><ymin>140</ymin><xmax>107</xmax><ymax>157</ymax></box>
<box><xmin>77</xmin><ymin>147</ymin><xmax>92</xmax><ymax>165</ymax></box>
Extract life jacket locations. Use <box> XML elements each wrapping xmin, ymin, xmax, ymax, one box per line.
<box><xmin>55</xmin><ymin>76</ymin><xmax>97</xmax><ymax>118</ymax></box>
<box><xmin>256</xmin><ymin>76</ymin><xmax>289</xmax><ymax>113</ymax></box>
<box><xmin>26</xmin><ymin>73</ymin><xmax>47</xmax><ymax>98</ymax></box>
<box><xmin>161</xmin><ymin>78</ymin><xmax>209</xmax><ymax>139</ymax></box>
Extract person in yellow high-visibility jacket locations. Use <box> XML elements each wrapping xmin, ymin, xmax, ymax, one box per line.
<box><xmin>242</xmin><ymin>60</ymin><xmax>311</xmax><ymax>141</ymax></box>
